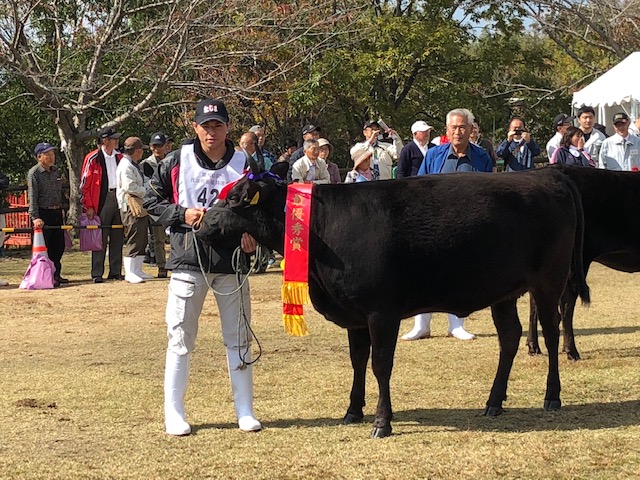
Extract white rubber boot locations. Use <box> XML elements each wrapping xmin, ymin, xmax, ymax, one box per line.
<box><xmin>123</xmin><ymin>257</ymin><xmax>144</xmax><ymax>284</ymax></box>
<box><xmin>401</xmin><ymin>313</ymin><xmax>432</xmax><ymax>341</ymax></box>
<box><xmin>227</xmin><ymin>348</ymin><xmax>262</xmax><ymax>432</ymax></box>
<box><xmin>164</xmin><ymin>351</ymin><xmax>191</xmax><ymax>436</ymax></box>
<box><xmin>134</xmin><ymin>256</ymin><xmax>153</xmax><ymax>280</ymax></box>
<box><xmin>448</xmin><ymin>314</ymin><xmax>476</xmax><ymax>340</ymax></box>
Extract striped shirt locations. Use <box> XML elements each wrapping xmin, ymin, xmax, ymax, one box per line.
<box><xmin>27</xmin><ymin>163</ymin><xmax>63</xmax><ymax>220</ymax></box>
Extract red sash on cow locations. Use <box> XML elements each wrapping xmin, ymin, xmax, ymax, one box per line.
<box><xmin>282</xmin><ymin>183</ymin><xmax>312</xmax><ymax>336</ymax></box>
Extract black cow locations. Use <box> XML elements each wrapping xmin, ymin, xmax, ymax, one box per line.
<box><xmin>528</xmin><ymin>165</ymin><xmax>640</xmax><ymax>360</ymax></box>
<box><xmin>195</xmin><ymin>164</ymin><xmax>590</xmax><ymax>438</ymax></box>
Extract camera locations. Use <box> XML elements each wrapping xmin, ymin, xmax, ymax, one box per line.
<box><xmin>514</xmin><ymin>129</ymin><xmax>525</xmax><ymax>135</ymax></box>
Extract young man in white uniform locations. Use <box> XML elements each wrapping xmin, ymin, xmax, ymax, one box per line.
<box><xmin>144</xmin><ymin>99</ymin><xmax>261</xmax><ymax>436</ymax></box>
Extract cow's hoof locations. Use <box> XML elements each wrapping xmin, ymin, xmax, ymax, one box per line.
<box><xmin>483</xmin><ymin>406</ymin><xmax>505</xmax><ymax>417</ymax></box>
<box><xmin>527</xmin><ymin>345</ymin><xmax>542</xmax><ymax>356</ymax></box>
<box><xmin>544</xmin><ymin>399</ymin><xmax>561</xmax><ymax>411</ymax></box>
<box><xmin>566</xmin><ymin>351</ymin><xmax>581</xmax><ymax>361</ymax></box>
<box><xmin>343</xmin><ymin>412</ymin><xmax>364</xmax><ymax>424</ymax></box>
<box><xmin>371</xmin><ymin>425</ymin><xmax>392</xmax><ymax>438</ymax></box>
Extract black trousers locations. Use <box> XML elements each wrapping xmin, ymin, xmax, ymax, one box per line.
<box><xmin>39</xmin><ymin>208</ymin><xmax>64</xmax><ymax>277</ymax></box>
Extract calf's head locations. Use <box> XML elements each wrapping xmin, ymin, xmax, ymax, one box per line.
<box><xmin>194</xmin><ymin>161</ymin><xmax>289</xmax><ymax>254</ymax></box>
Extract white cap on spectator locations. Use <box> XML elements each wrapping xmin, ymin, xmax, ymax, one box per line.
<box><xmin>411</xmin><ymin>121</ymin><xmax>433</xmax><ymax>134</ymax></box>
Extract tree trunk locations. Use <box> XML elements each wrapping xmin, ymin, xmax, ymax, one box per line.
<box><xmin>58</xmin><ymin>129</ymin><xmax>87</xmax><ymax>229</ymax></box>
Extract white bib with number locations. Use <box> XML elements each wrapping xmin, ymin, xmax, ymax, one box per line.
<box><xmin>177</xmin><ymin>144</ymin><xmax>245</xmax><ymax>208</ymax></box>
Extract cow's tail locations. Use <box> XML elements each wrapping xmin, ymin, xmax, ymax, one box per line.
<box><xmin>566</xmin><ymin>176</ymin><xmax>591</xmax><ymax>305</ymax></box>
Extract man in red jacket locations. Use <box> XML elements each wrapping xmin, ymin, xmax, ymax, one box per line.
<box><xmin>80</xmin><ymin>127</ymin><xmax>125</xmax><ymax>283</ymax></box>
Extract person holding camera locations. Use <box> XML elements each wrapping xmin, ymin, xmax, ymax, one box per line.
<box><xmin>496</xmin><ymin>118</ymin><xmax>541</xmax><ymax>172</ymax></box>
<box><xmin>350</xmin><ymin>120</ymin><xmax>403</xmax><ymax>180</ymax></box>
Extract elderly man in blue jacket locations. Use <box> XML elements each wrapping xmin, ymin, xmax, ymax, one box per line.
<box><xmin>402</xmin><ymin>108</ymin><xmax>493</xmax><ymax>342</ymax></box>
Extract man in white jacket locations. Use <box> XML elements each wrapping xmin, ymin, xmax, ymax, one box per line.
<box><xmin>351</xmin><ymin>120</ymin><xmax>403</xmax><ymax>180</ymax></box>
<box><xmin>116</xmin><ymin>137</ymin><xmax>149</xmax><ymax>284</ymax></box>
<box><xmin>291</xmin><ymin>139</ymin><xmax>330</xmax><ymax>184</ymax></box>
<box><xmin>576</xmin><ymin>106</ymin><xmax>606</xmax><ymax>165</ymax></box>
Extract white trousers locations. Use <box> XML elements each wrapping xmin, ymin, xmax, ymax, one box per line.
<box><xmin>165</xmin><ymin>270</ymin><xmax>252</xmax><ymax>358</ymax></box>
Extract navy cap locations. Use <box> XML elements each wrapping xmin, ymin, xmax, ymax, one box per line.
<box><xmin>194</xmin><ymin>99</ymin><xmax>229</xmax><ymax>125</ymax></box>
<box><xmin>553</xmin><ymin>113</ymin><xmax>574</xmax><ymax>127</ymax></box>
<box><xmin>302</xmin><ymin>124</ymin><xmax>320</xmax><ymax>135</ymax></box>
<box><xmin>34</xmin><ymin>142</ymin><xmax>56</xmax><ymax>156</ymax></box>
<box><xmin>149</xmin><ymin>132</ymin><xmax>167</xmax><ymax>146</ymax></box>
<box><xmin>99</xmin><ymin>126</ymin><xmax>122</xmax><ymax>139</ymax></box>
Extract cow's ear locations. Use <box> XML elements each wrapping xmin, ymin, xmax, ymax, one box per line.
<box><xmin>270</xmin><ymin>161</ymin><xmax>289</xmax><ymax>180</ymax></box>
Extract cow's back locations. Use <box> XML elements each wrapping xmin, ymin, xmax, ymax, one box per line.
<box><xmin>554</xmin><ymin>165</ymin><xmax>640</xmax><ymax>272</ymax></box>
<box><xmin>308</xmin><ymin>169</ymin><xmax>580</xmax><ymax>326</ymax></box>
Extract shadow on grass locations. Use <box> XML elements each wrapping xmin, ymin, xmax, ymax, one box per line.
<box><xmin>192</xmin><ymin>400</ymin><xmax>640</xmax><ymax>434</ymax></box>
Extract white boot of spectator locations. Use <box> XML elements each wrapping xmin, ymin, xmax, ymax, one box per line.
<box><xmin>401</xmin><ymin>313</ymin><xmax>432</xmax><ymax>341</ymax></box>
<box><xmin>123</xmin><ymin>257</ymin><xmax>144</xmax><ymax>284</ymax></box>
<box><xmin>448</xmin><ymin>314</ymin><xmax>476</xmax><ymax>340</ymax></box>
<box><xmin>134</xmin><ymin>256</ymin><xmax>153</xmax><ymax>279</ymax></box>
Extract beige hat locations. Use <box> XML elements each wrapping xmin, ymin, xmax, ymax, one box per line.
<box><xmin>350</xmin><ymin>145</ymin><xmax>372</xmax><ymax>171</ymax></box>
<box><xmin>318</xmin><ymin>138</ymin><xmax>332</xmax><ymax>149</ymax></box>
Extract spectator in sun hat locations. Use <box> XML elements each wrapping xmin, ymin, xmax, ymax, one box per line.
<box><xmin>140</xmin><ymin>132</ymin><xmax>168</xmax><ymax>277</ymax></box>
<box><xmin>397</xmin><ymin>120</ymin><xmax>434</xmax><ymax>178</ymax></box>
<box><xmin>28</xmin><ymin>142</ymin><xmax>66</xmax><ymax>287</ymax></box>
<box><xmin>599</xmin><ymin>112</ymin><xmax>640</xmax><ymax>170</ymax></box>
<box><xmin>345</xmin><ymin>144</ymin><xmax>373</xmax><ymax>183</ymax></box>
<box><xmin>286</xmin><ymin>123</ymin><xmax>321</xmax><ymax>181</ymax></box>
<box><xmin>350</xmin><ymin>120</ymin><xmax>403</xmax><ymax>180</ymax></box>
<box><xmin>144</xmin><ymin>98</ymin><xmax>262</xmax><ymax>436</ymax></box>
<box><xmin>80</xmin><ymin>126</ymin><xmax>124</xmax><ymax>283</ymax></box>
<box><xmin>546</xmin><ymin>113</ymin><xmax>574</xmax><ymax>159</ymax></box>
<box><xmin>317</xmin><ymin>138</ymin><xmax>340</xmax><ymax>183</ymax></box>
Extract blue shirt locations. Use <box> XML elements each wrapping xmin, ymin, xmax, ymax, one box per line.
<box><xmin>418</xmin><ymin>143</ymin><xmax>493</xmax><ymax>175</ymax></box>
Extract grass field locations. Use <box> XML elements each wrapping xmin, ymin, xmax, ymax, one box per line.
<box><xmin>0</xmin><ymin>249</ymin><xmax>639</xmax><ymax>479</ymax></box>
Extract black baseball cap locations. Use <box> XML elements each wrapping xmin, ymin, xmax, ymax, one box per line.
<box><xmin>99</xmin><ymin>126</ymin><xmax>122</xmax><ymax>139</ymax></box>
<box><xmin>194</xmin><ymin>99</ymin><xmax>229</xmax><ymax>125</ymax></box>
<box><xmin>363</xmin><ymin>120</ymin><xmax>381</xmax><ymax>130</ymax></box>
<box><xmin>553</xmin><ymin>113</ymin><xmax>574</xmax><ymax>127</ymax></box>
<box><xmin>34</xmin><ymin>142</ymin><xmax>56</xmax><ymax>156</ymax></box>
<box><xmin>149</xmin><ymin>132</ymin><xmax>167</xmax><ymax>146</ymax></box>
<box><xmin>612</xmin><ymin>112</ymin><xmax>629</xmax><ymax>124</ymax></box>
<box><xmin>302</xmin><ymin>124</ymin><xmax>320</xmax><ymax>135</ymax></box>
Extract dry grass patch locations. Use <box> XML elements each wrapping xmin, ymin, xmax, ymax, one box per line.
<box><xmin>0</xmin><ymin>251</ymin><xmax>639</xmax><ymax>479</ymax></box>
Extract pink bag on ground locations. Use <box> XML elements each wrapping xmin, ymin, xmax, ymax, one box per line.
<box><xmin>19</xmin><ymin>255</ymin><xmax>55</xmax><ymax>290</ymax></box>
<box><xmin>79</xmin><ymin>213</ymin><xmax>103</xmax><ymax>252</ymax></box>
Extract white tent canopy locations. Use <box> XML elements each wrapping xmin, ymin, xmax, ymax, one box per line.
<box><xmin>571</xmin><ymin>52</ymin><xmax>640</xmax><ymax>134</ymax></box>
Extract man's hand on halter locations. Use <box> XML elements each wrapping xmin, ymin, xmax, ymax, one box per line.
<box><xmin>241</xmin><ymin>233</ymin><xmax>257</xmax><ymax>254</ymax></box>
<box><xmin>185</xmin><ymin>208</ymin><xmax>205</xmax><ymax>226</ymax></box>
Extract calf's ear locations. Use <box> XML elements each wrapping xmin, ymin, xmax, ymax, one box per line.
<box><xmin>270</xmin><ymin>161</ymin><xmax>289</xmax><ymax>180</ymax></box>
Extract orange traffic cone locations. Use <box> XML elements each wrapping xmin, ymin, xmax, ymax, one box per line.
<box><xmin>32</xmin><ymin>229</ymin><xmax>49</xmax><ymax>258</ymax></box>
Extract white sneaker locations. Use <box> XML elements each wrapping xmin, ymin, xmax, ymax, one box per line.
<box><xmin>448</xmin><ymin>326</ymin><xmax>476</xmax><ymax>340</ymax></box>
